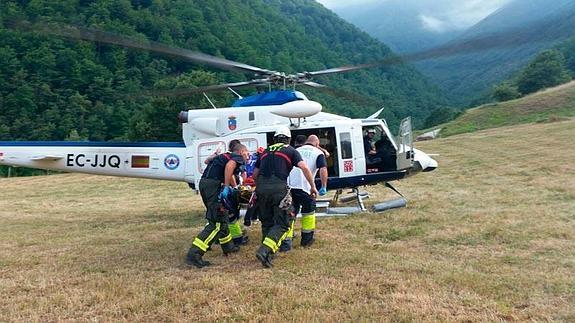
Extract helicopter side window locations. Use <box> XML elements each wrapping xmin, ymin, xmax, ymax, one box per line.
<box><xmin>340</xmin><ymin>132</ymin><xmax>353</xmax><ymax>159</ymax></box>
<box><xmin>198</xmin><ymin>141</ymin><xmax>226</xmax><ymax>173</ymax></box>
<box><xmin>249</xmin><ymin>111</ymin><xmax>255</xmax><ymax>121</ymax></box>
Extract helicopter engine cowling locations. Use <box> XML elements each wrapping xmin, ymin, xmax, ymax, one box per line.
<box><xmin>189</xmin><ymin>117</ymin><xmax>221</xmax><ymax>136</ymax></box>
<box><xmin>269</xmin><ymin>100</ymin><xmax>322</xmax><ymax>118</ymax></box>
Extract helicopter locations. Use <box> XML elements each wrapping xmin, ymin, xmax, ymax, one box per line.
<box><xmin>0</xmin><ymin>23</ymin><xmax>443</xmax><ymax>213</ymax></box>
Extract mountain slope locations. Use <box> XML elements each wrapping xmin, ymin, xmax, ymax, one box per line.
<box><xmin>329</xmin><ymin>0</ymin><xmax>465</xmax><ymax>54</ymax></box>
<box><xmin>417</xmin><ymin>0</ymin><xmax>575</xmax><ymax>106</ymax></box>
<box><xmin>436</xmin><ymin>80</ymin><xmax>575</xmax><ymax>136</ymax></box>
<box><xmin>0</xmin><ymin>0</ymin><xmax>445</xmax><ymax>144</ymax></box>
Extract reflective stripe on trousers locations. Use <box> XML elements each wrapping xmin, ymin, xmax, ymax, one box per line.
<box><xmin>193</xmin><ymin>222</ymin><xmax>221</xmax><ymax>252</ymax></box>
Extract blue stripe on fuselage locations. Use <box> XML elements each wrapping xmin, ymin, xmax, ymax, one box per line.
<box><xmin>0</xmin><ymin>141</ymin><xmax>186</xmax><ymax>148</ymax></box>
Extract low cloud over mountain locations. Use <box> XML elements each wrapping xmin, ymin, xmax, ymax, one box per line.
<box><xmin>318</xmin><ymin>0</ymin><xmax>511</xmax><ymax>52</ymax></box>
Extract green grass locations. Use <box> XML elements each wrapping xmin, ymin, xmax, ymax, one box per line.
<box><xmin>1</xmin><ymin>119</ymin><xmax>574</xmax><ymax>321</ymax></box>
<box><xmin>436</xmin><ymin>81</ymin><xmax>575</xmax><ymax>137</ymax></box>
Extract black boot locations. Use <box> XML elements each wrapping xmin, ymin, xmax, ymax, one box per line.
<box><xmin>255</xmin><ymin>245</ymin><xmax>274</xmax><ymax>268</ymax></box>
<box><xmin>233</xmin><ymin>235</ymin><xmax>249</xmax><ymax>246</ymax></box>
<box><xmin>221</xmin><ymin>241</ymin><xmax>240</xmax><ymax>256</ymax></box>
<box><xmin>185</xmin><ymin>248</ymin><xmax>211</xmax><ymax>268</ymax></box>
<box><xmin>301</xmin><ymin>231</ymin><xmax>315</xmax><ymax>247</ymax></box>
<box><xmin>279</xmin><ymin>238</ymin><xmax>292</xmax><ymax>252</ymax></box>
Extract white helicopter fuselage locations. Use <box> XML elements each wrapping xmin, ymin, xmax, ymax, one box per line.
<box><xmin>0</xmin><ymin>96</ymin><xmax>437</xmax><ymax>190</ymax></box>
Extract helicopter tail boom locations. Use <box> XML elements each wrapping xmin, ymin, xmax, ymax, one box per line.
<box><xmin>0</xmin><ymin>141</ymin><xmax>188</xmax><ymax>182</ymax></box>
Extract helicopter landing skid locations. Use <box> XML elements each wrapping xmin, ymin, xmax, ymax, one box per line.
<box><xmin>315</xmin><ymin>184</ymin><xmax>407</xmax><ymax>216</ymax></box>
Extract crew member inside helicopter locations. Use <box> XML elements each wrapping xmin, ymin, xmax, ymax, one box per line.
<box><xmin>364</xmin><ymin>128</ymin><xmax>382</xmax><ymax>167</ymax></box>
<box><xmin>364</xmin><ymin>127</ymin><xmax>396</xmax><ymax>172</ymax></box>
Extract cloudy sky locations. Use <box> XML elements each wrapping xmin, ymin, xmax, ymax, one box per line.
<box><xmin>317</xmin><ymin>0</ymin><xmax>513</xmax><ymax>33</ymax></box>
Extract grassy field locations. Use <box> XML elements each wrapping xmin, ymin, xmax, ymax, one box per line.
<box><xmin>1</xmin><ymin>120</ymin><xmax>574</xmax><ymax>321</ymax></box>
<box><xmin>437</xmin><ymin>81</ymin><xmax>575</xmax><ymax>137</ymax></box>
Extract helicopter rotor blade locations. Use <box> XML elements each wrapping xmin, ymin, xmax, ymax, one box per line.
<box><xmin>302</xmin><ymin>82</ymin><xmax>383</xmax><ymax>108</ymax></box>
<box><xmin>301</xmin><ymin>81</ymin><xmax>328</xmax><ymax>88</ymax></box>
<box><xmin>305</xmin><ymin>63</ymin><xmax>380</xmax><ymax>77</ymax></box>
<box><xmin>15</xmin><ymin>22</ymin><xmax>274</xmax><ymax>76</ymax></box>
<box><xmin>149</xmin><ymin>79</ymin><xmax>269</xmax><ymax>97</ymax></box>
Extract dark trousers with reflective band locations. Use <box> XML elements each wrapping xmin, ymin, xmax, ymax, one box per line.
<box><xmin>255</xmin><ymin>176</ymin><xmax>290</xmax><ymax>253</ymax></box>
<box><xmin>288</xmin><ymin>188</ymin><xmax>316</xmax><ymax>238</ymax></box>
<box><xmin>192</xmin><ymin>178</ymin><xmax>232</xmax><ymax>253</ymax></box>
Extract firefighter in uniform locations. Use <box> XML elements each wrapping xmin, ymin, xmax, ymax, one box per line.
<box><xmin>283</xmin><ymin>135</ymin><xmax>328</xmax><ymax>250</ymax></box>
<box><xmin>252</xmin><ymin>127</ymin><xmax>318</xmax><ymax>268</ymax></box>
<box><xmin>204</xmin><ymin>139</ymin><xmax>249</xmax><ymax>246</ymax></box>
<box><xmin>186</xmin><ymin>144</ymin><xmax>249</xmax><ymax>268</ymax></box>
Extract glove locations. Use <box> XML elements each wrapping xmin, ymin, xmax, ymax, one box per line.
<box><xmin>319</xmin><ymin>187</ymin><xmax>327</xmax><ymax>196</ymax></box>
<box><xmin>219</xmin><ymin>186</ymin><xmax>232</xmax><ymax>201</ymax></box>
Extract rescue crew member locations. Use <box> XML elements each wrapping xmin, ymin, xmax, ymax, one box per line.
<box><xmin>364</xmin><ymin>128</ymin><xmax>382</xmax><ymax>166</ymax></box>
<box><xmin>283</xmin><ymin>135</ymin><xmax>328</xmax><ymax>250</ymax></box>
<box><xmin>186</xmin><ymin>144</ymin><xmax>249</xmax><ymax>268</ymax></box>
<box><xmin>252</xmin><ymin>127</ymin><xmax>318</xmax><ymax>268</ymax></box>
<box><xmin>294</xmin><ymin>135</ymin><xmax>307</xmax><ymax>148</ymax></box>
<box><xmin>364</xmin><ymin>128</ymin><xmax>377</xmax><ymax>157</ymax></box>
<box><xmin>204</xmin><ymin>139</ymin><xmax>248</xmax><ymax>246</ymax></box>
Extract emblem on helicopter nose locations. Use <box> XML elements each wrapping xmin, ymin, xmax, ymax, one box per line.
<box><xmin>228</xmin><ymin>116</ymin><xmax>237</xmax><ymax>130</ymax></box>
<box><xmin>164</xmin><ymin>154</ymin><xmax>180</xmax><ymax>170</ymax></box>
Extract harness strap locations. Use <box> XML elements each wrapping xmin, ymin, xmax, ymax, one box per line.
<box><xmin>274</xmin><ymin>151</ymin><xmax>292</xmax><ymax>167</ymax></box>
<box><xmin>260</xmin><ymin>144</ymin><xmax>292</xmax><ymax>176</ymax></box>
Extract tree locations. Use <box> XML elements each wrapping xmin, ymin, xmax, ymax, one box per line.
<box><xmin>517</xmin><ymin>50</ymin><xmax>571</xmax><ymax>95</ymax></box>
<box><xmin>493</xmin><ymin>82</ymin><xmax>521</xmax><ymax>102</ymax></box>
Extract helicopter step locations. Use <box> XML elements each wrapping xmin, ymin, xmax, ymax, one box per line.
<box><xmin>333</xmin><ymin>188</ymin><xmax>370</xmax><ymax>212</ymax></box>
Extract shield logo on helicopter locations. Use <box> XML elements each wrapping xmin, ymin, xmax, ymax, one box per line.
<box><xmin>164</xmin><ymin>154</ymin><xmax>180</xmax><ymax>170</ymax></box>
<box><xmin>228</xmin><ymin>116</ymin><xmax>237</xmax><ymax>131</ymax></box>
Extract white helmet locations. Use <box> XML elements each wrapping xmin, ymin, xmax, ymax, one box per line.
<box><xmin>274</xmin><ymin>126</ymin><xmax>291</xmax><ymax>138</ymax></box>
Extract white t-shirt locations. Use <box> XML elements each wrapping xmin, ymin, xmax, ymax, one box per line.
<box><xmin>288</xmin><ymin>144</ymin><xmax>326</xmax><ymax>194</ymax></box>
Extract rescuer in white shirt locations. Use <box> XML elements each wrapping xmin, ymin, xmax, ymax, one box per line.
<box><xmin>283</xmin><ymin>135</ymin><xmax>328</xmax><ymax>250</ymax></box>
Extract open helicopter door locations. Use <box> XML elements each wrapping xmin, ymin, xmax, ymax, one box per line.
<box><xmin>396</xmin><ymin>117</ymin><xmax>414</xmax><ymax>170</ymax></box>
<box><xmin>185</xmin><ymin>134</ymin><xmax>267</xmax><ymax>189</ymax></box>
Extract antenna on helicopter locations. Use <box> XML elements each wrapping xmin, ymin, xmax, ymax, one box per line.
<box><xmin>203</xmin><ymin>93</ymin><xmax>218</xmax><ymax>109</ymax></box>
<box><xmin>367</xmin><ymin>107</ymin><xmax>385</xmax><ymax>119</ymax></box>
<box><xmin>228</xmin><ymin>87</ymin><xmax>243</xmax><ymax>99</ymax></box>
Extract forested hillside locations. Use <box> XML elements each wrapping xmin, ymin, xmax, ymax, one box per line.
<box><xmin>490</xmin><ymin>32</ymin><xmax>574</xmax><ymax>103</ymax></box>
<box><xmin>0</xmin><ymin>0</ymin><xmax>445</xmax><ymax>146</ymax></box>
